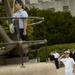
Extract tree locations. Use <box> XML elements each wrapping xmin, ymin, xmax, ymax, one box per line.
<box><xmin>28</xmin><ymin>7</ymin><xmax>75</xmax><ymax>45</ymax></box>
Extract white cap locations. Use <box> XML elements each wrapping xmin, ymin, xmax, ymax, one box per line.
<box><xmin>64</xmin><ymin>51</ymin><xmax>70</xmax><ymax>54</ymax></box>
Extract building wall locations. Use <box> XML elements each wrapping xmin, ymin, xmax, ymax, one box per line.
<box><xmin>43</xmin><ymin>0</ymin><xmax>51</xmax><ymax>2</ymax></box>
<box><xmin>69</xmin><ymin>0</ymin><xmax>75</xmax><ymax>16</ymax></box>
<box><xmin>30</xmin><ymin>0</ymin><xmax>38</xmax><ymax>4</ymax></box>
<box><xmin>0</xmin><ymin>0</ymin><xmax>2</xmax><ymax>3</ymax></box>
<box><xmin>25</xmin><ymin>0</ymin><xmax>75</xmax><ymax>16</ymax></box>
<box><xmin>22</xmin><ymin>0</ymin><xmax>25</xmax><ymax>5</ymax></box>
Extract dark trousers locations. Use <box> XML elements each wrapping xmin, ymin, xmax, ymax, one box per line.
<box><xmin>20</xmin><ymin>29</ymin><xmax>27</xmax><ymax>41</ymax></box>
<box><xmin>54</xmin><ymin>58</ymin><xmax>59</xmax><ymax>69</ymax></box>
<box><xmin>20</xmin><ymin>29</ymin><xmax>29</xmax><ymax>57</ymax></box>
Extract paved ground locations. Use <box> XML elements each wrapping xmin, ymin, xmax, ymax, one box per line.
<box><xmin>57</xmin><ymin>67</ymin><xmax>75</xmax><ymax>75</ymax></box>
<box><xmin>57</xmin><ymin>67</ymin><xmax>65</xmax><ymax>75</ymax></box>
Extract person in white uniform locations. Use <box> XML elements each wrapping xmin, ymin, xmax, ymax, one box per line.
<box><xmin>13</xmin><ymin>0</ymin><xmax>28</xmax><ymax>41</ymax></box>
<box><xmin>58</xmin><ymin>51</ymin><xmax>75</xmax><ymax>75</ymax></box>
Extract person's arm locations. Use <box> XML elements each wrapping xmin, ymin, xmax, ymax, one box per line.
<box><xmin>21</xmin><ymin>11</ymin><xmax>28</xmax><ymax>36</ymax></box>
<box><xmin>57</xmin><ymin>53</ymin><xmax>60</xmax><ymax>58</ymax></box>
<box><xmin>23</xmin><ymin>19</ymin><xmax>27</xmax><ymax>36</ymax></box>
<box><xmin>72</xmin><ymin>59</ymin><xmax>75</xmax><ymax>72</ymax></box>
<box><xmin>58</xmin><ymin>54</ymin><xmax>65</xmax><ymax>61</ymax></box>
<box><xmin>73</xmin><ymin>64</ymin><xmax>75</xmax><ymax>72</ymax></box>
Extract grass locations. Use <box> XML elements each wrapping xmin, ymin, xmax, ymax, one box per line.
<box><xmin>39</xmin><ymin>43</ymin><xmax>75</xmax><ymax>52</ymax></box>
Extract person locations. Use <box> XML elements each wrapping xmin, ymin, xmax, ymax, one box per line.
<box><xmin>13</xmin><ymin>0</ymin><xmax>28</xmax><ymax>41</ymax></box>
<box><xmin>58</xmin><ymin>51</ymin><xmax>75</xmax><ymax>75</ymax></box>
<box><xmin>53</xmin><ymin>51</ymin><xmax>60</xmax><ymax>69</ymax></box>
<box><xmin>70</xmin><ymin>48</ymin><xmax>75</xmax><ymax>61</ymax></box>
<box><xmin>48</xmin><ymin>52</ymin><xmax>55</xmax><ymax>63</ymax></box>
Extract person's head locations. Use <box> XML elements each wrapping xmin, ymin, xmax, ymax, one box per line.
<box><xmin>54</xmin><ymin>51</ymin><xmax>57</xmax><ymax>53</ymax></box>
<box><xmin>14</xmin><ymin>0</ymin><xmax>25</xmax><ymax>10</ymax></box>
<box><xmin>71</xmin><ymin>48</ymin><xmax>75</xmax><ymax>52</ymax></box>
<box><xmin>50</xmin><ymin>52</ymin><xmax>53</xmax><ymax>55</ymax></box>
<box><xmin>64</xmin><ymin>51</ymin><xmax>70</xmax><ymax>58</ymax></box>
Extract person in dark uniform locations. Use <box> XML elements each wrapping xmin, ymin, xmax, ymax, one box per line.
<box><xmin>48</xmin><ymin>52</ymin><xmax>55</xmax><ymax>62</ymax></box>
<box><xmin>70</xmin><ymin>48</ymin><xmax>75</xmax><ymax>61</ymax></box>
<box><xmin>53</xmin><ymin>51</ymin><xmax>60</xmax><ymax>69</ymax></box>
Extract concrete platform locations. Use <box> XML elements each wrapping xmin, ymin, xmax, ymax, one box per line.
<box><xmin>0</xmin><ymin>63</ymin><xmax>57</xmax><ymax>75</ymax></box>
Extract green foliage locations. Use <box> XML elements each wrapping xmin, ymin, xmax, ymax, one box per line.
<box><xmin>27</xmin><ymin>26</ymin><xmax>34</xmax><ymax>40</ymax></box>
<box><xmin>0</xmin><ymin>0</ymin><xmax>12</xmax><ymax>43</ymax></box>
<box><xmin>28</xmin><ymin>7</ymin><xmax>75</xmax><ymax>45</ymax></box>
<box><xmin>29</xmin><ymin>54</ymin><xmax>34</xmax><ymax>59</ymax></box>
<box><xmin>27</xmin><ymin>19</ymin><xmax>34</xmax><ymax>40</ymax></box>
<box><xmin>29</xmin><ymin>49</ymin><xmax>36</xmax><ymax>59</ymax></box>
<box><xmin>38</xmin><ymin>46</ymin><xmax>48</xmax><ymax>62</ymax></box>
<box><xmin>0</xmin><ymin>3</ymin><xmax>6</xmax><ymax>25</ymax></box>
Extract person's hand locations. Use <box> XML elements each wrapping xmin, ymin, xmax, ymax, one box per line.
<box><xmin>73</xmin><ymin>70</ymin><xmax>74</xmax><ymax>73</ymax></box>
<box><xmin>62</xmin><ymin>54</ymin><xmax>65</xmax><ymax>56</ymax></box>
<box><xmin>23</xmin><ymin>31</ymin><xmax>26</xmax><ymax>36</ymax></box>
<box><xmin>73</xmin><ymin>69</ymin><xmax>75</xmax><ymax>73</ymax></box>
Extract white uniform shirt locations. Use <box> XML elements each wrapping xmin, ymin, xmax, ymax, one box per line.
<box><xmin>53</xmin><ymin>53</ymin><xmax>60</xmax><ymax>58</ymax></box>
<box><xmin>60</xmin><ymin>57</ymin><xmax>75</xmax><ymax>69</ymax></box>
<box><xmin>13</xmin><ymin>9</ymin><xmax>28</xmax><ymax>29</ymax></box>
